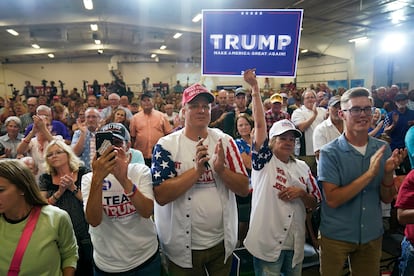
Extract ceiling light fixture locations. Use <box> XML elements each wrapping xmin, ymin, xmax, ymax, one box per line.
<box><xmin>94</xmin><ymin>39</ymin><xmax>101</xmax><ymax>45</ymax></box>
<box><xmin>173</xmin><ymin>32</ymin><xmax>182</xmax><ymax>39</ymax></box>
<box><xmin>300</xmin><ymin>49</ymin><xmax>309</xmax><ymax>53</ymax></box>
<box><xmin>31</xmin><ymin>44</ymin><xmax>40</xmax><ymax>49</ymax></box>
<box><xmin>348</xmin><ymin>36</ymin><xmax>368</xmax><ymax>43</ymax></box>
<box><xmin>192</xmin><ymin>13</ymin><xmax>202</xmax><ymax>23</ymax></box>
<box><xmin>83</xmin><ymin>0</ymin><xmax>93</xmax><ymax>10</ymax></box>
<box><xmin>151</xmin><ymin>54</ymin><xmax>157</xmax><ymax>58</ymax></box>
<box><xmin>6</xmin><ymin>29</ymin><xmax>19</xmax><ymax>36</ymax></box>
<box><xmin>90</xmin><ymin>24</ymin><xmax>98</xmax><ymax>31</ymax></box>
<box><xmin>160</xmin><ymin>45</ymin><xmax>167</xmax><ymax>50</ymax></box>
<box><xmin>48</xmin><ymin>53</ymin><xmax>55</xmax><ymax>58</ymax></box>
<box><xmin>97</xmin><ymin>49</ymin><xmax>103</xmax><ymax>54</ymax></box>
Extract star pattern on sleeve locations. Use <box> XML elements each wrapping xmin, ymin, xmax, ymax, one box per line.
<box><xmin>151</xmin><ymin>143</ymin><xmax>177</xmax><ymax>185</ymax></box>
<box><xmin>252</xmin><ymin>138</ymin><xmax>273</xmax><ymax>171</ymax></box>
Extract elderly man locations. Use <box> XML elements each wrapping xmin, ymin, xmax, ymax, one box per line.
<box><xmin>291</xmin><ymin>90</ymin><xmax>326</xmax><ymax>175</ymax></box>
<box><xmin>313</xmin><ymin>95</ymin><xmax>344</xmax><ymax>161</ymax></box>
<box><xmin>20</xmin><ymin>96</ymin><xmax>38</xmax><ymax>133</ymax></box>
<box><xmin>151</xmin><ymin>83</ymin><xmax>249</xmax><ymax>275</ymax></box>
<box><xmin>71</xmin><ymin>108</ymin><xmax>101</xmax><ymax>170</ymax></box>
<box><xmin>100</xmin><ymin>93</ymin><xmax>133</xmax><ymax>121</ymax></box>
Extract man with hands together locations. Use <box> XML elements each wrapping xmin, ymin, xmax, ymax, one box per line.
<box><xmin>318</xmin><ymin>87</ymin><xmax>407</xmax><ymax>276</ymax></box>
<box><xmin>151</xmin><ymin>83</ymin><xmax>249</xmax><ymax>275</ymax></box>
<box><xmin>81</xmin><ymin>123</ymin><xmax>160</xmax><ymax>275</ymax></box>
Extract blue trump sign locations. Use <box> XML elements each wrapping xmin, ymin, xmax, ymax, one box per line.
<box><xmin>202</xmin><ymin>9</ymin><xmax>303</xmax><ymax>77</ymax></box>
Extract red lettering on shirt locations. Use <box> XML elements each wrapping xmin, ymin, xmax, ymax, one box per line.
<box><xmin>103</xmin><ymin>201</ymin><xmax>136</xmax><ymax>218</ymax></box>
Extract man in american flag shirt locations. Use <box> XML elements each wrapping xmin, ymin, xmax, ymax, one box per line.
<box><xmin>151</xmin><ymin>83</ymin><xmax>249</xmax><ymax>275</ymax></box>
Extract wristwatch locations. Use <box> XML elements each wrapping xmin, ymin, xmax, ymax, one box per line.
<box><xmin>72</xmin><ymin>187</ymin><xmax>79</xmax><ymax>195</ymax></box>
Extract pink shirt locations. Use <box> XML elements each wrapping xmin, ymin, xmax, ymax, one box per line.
<box><xmin>129</xmin><ymin>109</ymin><xmax>172</xmax><ymax>159</ymax></box>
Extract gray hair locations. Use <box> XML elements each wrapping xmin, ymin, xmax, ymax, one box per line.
<box><xmin>5</xmin><ymin>116</ymin><xmax>21</xmax><ymax>128</ymax></box>
<box><xmin>36</xmin><ymin>105</ymin><xmax>52</xmax><ymax>115</ymax></box>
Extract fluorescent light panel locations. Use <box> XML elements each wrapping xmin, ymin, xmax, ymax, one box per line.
<box><xmin>192</xmin><ymin>13</ymin><xmax>202</xmax><ymax>23</ymax></box>
<box><xmin>151</xmin><ymin>54</ymin><xmax>157</xmax><ymax>58</ymax></box>
<box><xmin>160</xmin><ymin>45</ymin><xmax>167</xmax><ymax>50</ymax></box>
<box><xmin>348</xmin><ymin>36</ymin><xmax>368</xmax><ymax>43</ymax></box>
<box><xmin>94</xmin><ymin>39</ymin><xmax>101</xmax><ymax>45</ymax></box>
<box><xmin>48</xmin><ymin>53</ymin><xmax>55</xmax><ymax>58</ymax></box>
<box><xmin>6</xmin><ymin>29</ymin><xmax>19</xmax><ymax>36</ymax></box>
<box><xmin>98</xmin><ymin>49</ymin><xmax>103</xmax><ymax>54</ymax></box>
<box><xmin>173</xmin><ymin>32</ymin><xmax>182</xmax><ymax>39</ymax></box>
<box><xmin>90</xmin><ymin>24</ymin><xmax>98</xmax><ymax>31</ymax></box>
<box><xmin>300</xmin><ymin>49</ymin><xmax>309</xmax><ymax>53</ymax></box>
<box><xmin>31</xmin><ymin>44</ymin><xmax>40</xmax><ymax>49</ymax></box>
<box><xmin>83</xmin><ymin>0</ymin><xmax>93</xmax><ymax>10</ymax></box>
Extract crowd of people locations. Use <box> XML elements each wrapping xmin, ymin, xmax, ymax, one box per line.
<box><xmin>0</xmin><ymin>75</ymin><xmax>413</xmax><ymax>275</ymax></box>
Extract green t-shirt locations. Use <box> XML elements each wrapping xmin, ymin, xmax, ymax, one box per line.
<box><xmin>0</xmin><ymin>205</ymin><xmax>78</xmax><ymax>275</ymax></box>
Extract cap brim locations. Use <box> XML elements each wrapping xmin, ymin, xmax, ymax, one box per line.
<box><xmin>112</xmin><ymin>133</ymin><xmax>126</xmax><ymax>141</ymax></box>
<box><xmin>188</xmin><ymin>93</ymin><xmax>215</xmax><ymax>104</ymax></box>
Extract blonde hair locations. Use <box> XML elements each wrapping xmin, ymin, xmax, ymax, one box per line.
<box><xmin>44</xmin><ymin>139</ymin><xmax>83</xmax><ymax>175</ymax></box>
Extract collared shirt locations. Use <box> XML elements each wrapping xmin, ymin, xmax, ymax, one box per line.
<box><xmin>0</xmin><ymin>133</ymin><xmax>24</xmax><ymax>158</ymax></box>
<box><xmin>151</xmin><ymin>128</ymin><xmax>247</xmax><ymax>268</ymax></box>
<box><xmin>312</xmin><ymin>117</ymin><xmax>343</xmax><ymax>153</ymax></box>
<box><xmin>318</xmin><ymin>134</ymin><xmax>391</xmax><ymax>244</ymax></box>
<box><xmin>265</xmin><ymin>109</ymin><xmax>290</xmax><ymax>132</ymax></box>
<box><xmin>71</xmin><ymin>130</ymin><xmax>94</xmax><ymax>170</ymax></box>
<box><xmin>129</xmin><ymin>109</ymin><xmax>172</xmax><ymax>159</ymax></box>
<box><xmin>292</xmin><ymin>106</ymin><xmax>326</xmax><ymax>156</ymax></box>
<box><xmin>245</xmin><ymin>138</ymin><xmax>321</xmax><ymax>266</ymax></box>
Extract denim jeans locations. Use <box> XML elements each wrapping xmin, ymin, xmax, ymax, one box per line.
<box><xmin>93</xmin><ymin>252</ymin><xmax>161</xmax><ymax>276</ymax></box>
<box><xmin>253</xmin><ymin>250</ymin><xmax>302</xmax><ymax>276</ymax></box>
<box><xmin>399</xmin><ymin>237</ymin><xmax>414</xmax><ymax>276</ymax></box>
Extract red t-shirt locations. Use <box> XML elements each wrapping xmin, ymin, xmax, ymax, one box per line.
<box><xmin>395</xmin><ymin>170</ymin><xmax>414</xmax><ymax>243</ymax></box>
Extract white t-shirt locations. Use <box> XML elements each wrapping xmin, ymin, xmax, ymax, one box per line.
<box><xmin>292</xmin><ymin>106</ymin><xmax>326</xmax><ymax>156</ymax></box>
<box><xmin>81</xmin><ymin>163</ymin><xmax>158</xmax><ymax>273</ymax></box>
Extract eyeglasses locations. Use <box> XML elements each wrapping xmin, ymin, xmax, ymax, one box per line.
<box><xmin>46</xmin><ymin>150</ymin><xmax>66</xmax><ymax>158</ymax></box>
<box><xmin>342</xmin><ymin>106</ymin><xmax>375</xmax><ymax>117</ymax></box>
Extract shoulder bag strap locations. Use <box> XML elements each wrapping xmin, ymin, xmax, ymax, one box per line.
<box><xmin>8</xmin><ymin>206</ymin><xmax>41</xmax><ymax>276</ymax></box>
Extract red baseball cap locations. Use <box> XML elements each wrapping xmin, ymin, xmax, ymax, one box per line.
<box><xmin>182</xmin><ymin>84</ymin><xmax>214</xmax><ymax>106</ymax></box>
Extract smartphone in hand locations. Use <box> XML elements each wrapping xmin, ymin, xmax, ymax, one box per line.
<box><xmin>95</xmin><ymin>132</ymin><xmax>113</xmax><ymax>158</ymax></box>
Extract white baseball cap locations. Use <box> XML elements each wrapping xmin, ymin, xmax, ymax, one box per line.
<box><xmin>269</xmin><ymin>119</ymin><xmax>302</xmax><ymax>139</ymax></box>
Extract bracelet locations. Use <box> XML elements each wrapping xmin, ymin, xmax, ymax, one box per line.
<box><xmin>125</xmin><ymin>184</ymin><xmax>137</xmax><ymax>197</ymax></box>
<box><xmin>52</xmin><ymin>193</ymin><xmax>59</xmax><ymax>201</ymax></box>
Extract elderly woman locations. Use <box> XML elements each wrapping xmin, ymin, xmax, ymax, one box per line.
<box><xmin>243</xmin><ymin>69</ymin><xmax>321</xmax><ymax>276</ymax></box>
<box><xmin>0</xmin><ymin>116</ymin><xmax>24</xmax><ymax>159</ymax></box>
<box><xmin>39</xmin><ymin>139</ymin><xmax>93</xmax><ymax>275</ymax></box>
<box><xmin>0</xmin><ymin>159</ymin><xmax>78</xmax><ymax>275</ymax></box>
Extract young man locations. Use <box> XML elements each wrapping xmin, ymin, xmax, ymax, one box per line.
<box><xmin>318</xmin><ymin>87</ymin><xmax>406</xmax><ymax>275</ymax></box>
<box><xmin>151</xmin><ymin>83</ymin><xmax>249</xmax><ymax>275</ymax></box>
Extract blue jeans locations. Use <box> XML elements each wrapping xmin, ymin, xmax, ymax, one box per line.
<box><xmin>399</xmin><ymin>237</ymin><xmax>414</xmax><ymax>276</ymax></box>
<box><xmin>253</xmin><ymin>250</ymin><xmax>302</xmax><ymax>276</ymax></box>
<box><xmin>93</xmin><ymin>252</ymin><xmax>161</xmax><ymax>276</ymax></box>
